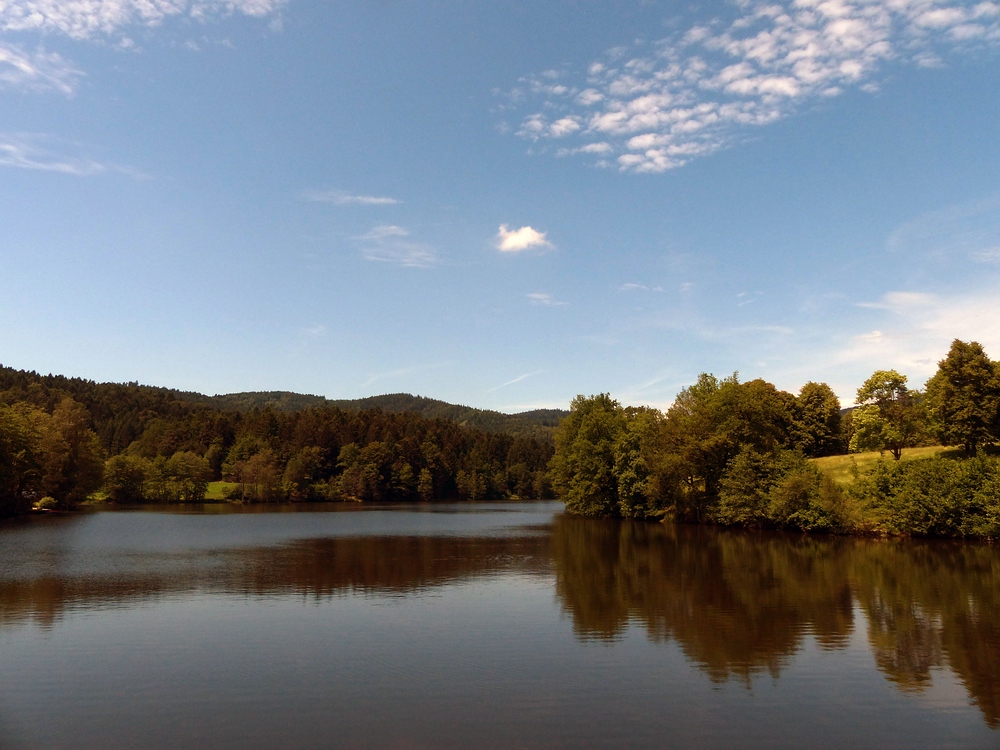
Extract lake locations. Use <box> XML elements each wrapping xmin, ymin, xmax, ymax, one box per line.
<box><xmin>0</xmin><ymin>501</ymin><xmax>997</xmax><ymax>749</ymax></box>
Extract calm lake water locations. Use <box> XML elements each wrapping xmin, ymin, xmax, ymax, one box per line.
<box><xmin>0</xmin><ymin>501</ymin><xmax>997</xmax><ymax>749</ymax></box>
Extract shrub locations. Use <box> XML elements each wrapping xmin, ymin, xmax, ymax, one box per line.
<box><xmin>717</xmin><ymin>448</ymin><xmax>849</xmax><ymax>532</ymax></box>
<box><xmin>848</xmin><ymin>456</ymin><xmax>1000</xmax><ymax>538</ymax></box>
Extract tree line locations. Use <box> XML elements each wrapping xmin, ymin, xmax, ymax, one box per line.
<box><xmin>0</xmin><ymin>367</ymin><xmax>554</xmax><ymax>516</ymax></box>
<box><xmin>552</xmin><ymin>339</ymin><xmax>1000</xmax><ymax>537</ymax></box>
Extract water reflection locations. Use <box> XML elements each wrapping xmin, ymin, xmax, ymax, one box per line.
<box><xmin>0</xmin><ymin>532</ymin><xmax>551</xmax><ymax>629</ymax></box>
<box><xmin>1</xmin><ymin>508</ymin><xmax>998</xmax><ymax>730</ymax></box>
<box><xmin>551</xmin><ymin>516</ymin><xmax>1000</xmax><ymax>727</ymax></box>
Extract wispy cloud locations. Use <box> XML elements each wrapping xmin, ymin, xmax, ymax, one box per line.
<box><xmin>0</xmin><ymin>133</ymin><xmax>145</xmax><ymax>176</ymax></box>
<box><xmin>527</xmin><ymin>292</ymin><xmax>567</xmax><ymax>307</ymax></box>
<box><xmin>815</xmin><ymin>286</ymin><xmax>1000</xmax><ymax>396</ymax></box>
<box><xmin>300</xmin><ymin>324</ymin><xmax>326</xmax><ymax>338</ymax></box>
<box><xmin>972</xmin><ymin>247</ymin><xmax>1000</xmax><ymax>264</ymax></box>
<box><xmin>496</xmin><ymin>224</ymin><xmax>552</xmax><ymax>252</ymax></box>
<box><xmin>355</xmin><ymin>225</ymin><xmax>438</xmax><ymax>267</ymax></box>
<box><xmin>886</xmin><ymin>194</ymin><xmax>1000</xmax><ymax>262</ymax></box>
<box><xmin>360</xmin><ymin>361</ymin><xmax>453</xmax><ymax>389</ymax></box>
<box><xmin>0</xmin><ymin>43</ymin><xmax>81</xmax><ymax>95</ymax></box>
<box><xmin>507</xmin><ymin>0</ymin><xmax>1000</xmax><ymax>173</ymax></box>
<box><xmin>303</xmin><ymin>189</ymin><xmax>401</xmax><ymax>206</ymax></box>
<box><xmin>619</xmin><ymin>282</ymin><xmax>664</xmax><ymax>292</ymax></box>
<box><xmin>0</xmin><ymin>0</ymin><xmax>287</xmax><ymax>40</ymax></box>
<box><xmin>487</xmin><ymin>370</ymin><xmax>546</xmax><ymax>392</ymax></box>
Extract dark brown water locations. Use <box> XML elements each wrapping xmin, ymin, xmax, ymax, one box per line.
<box><xmin>0</xmin><ymin>502</ymin><xmax>997</xmax><ymax>749</ymax></box>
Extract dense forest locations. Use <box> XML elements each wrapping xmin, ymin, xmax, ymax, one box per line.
<box><xmin>0</xmin><ymin>367</ymin><xmax>554</xmax><ymax>516</ymax></box>
<box><xmin>3</xmin><ymin>338</ymin><xmax>1000</xmax><ymax>537</ymax></box>
<box><xmin>553</xmin><ymin>339</ymin><xmax>1000</xmax><ymax>537</ymax></box>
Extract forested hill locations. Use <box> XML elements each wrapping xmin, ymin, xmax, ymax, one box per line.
<box><xmin>205</xmin><ymin>392</ymin><xmax>565</xmax><ymax>439</ymax></box>
<box><xmin>0</xmin><ymin>364</ymin><xmax>557</xmax><ymax>514</ymax></box>
<box><xmin>327</xmin><ymin>394</ymin><xmax>565</xmax><ymax>439</ymax></box>
<box><xmin>0</xmin><ymin>366</ymin><xmax>566</xmax><ymax>445</ymax></box>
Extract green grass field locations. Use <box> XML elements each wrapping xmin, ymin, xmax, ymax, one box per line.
<box><xmin>811</xmin><ymin>445</ymin><xmax>963</xmax><ymax>485</ymax></box>
<box><xmin>205</xmin><ymin>481</ymin><xmax>238</xmax><ymax>500</ymax></box>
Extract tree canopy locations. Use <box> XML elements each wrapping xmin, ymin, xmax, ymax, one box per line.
<box><xmin>925</xmin><ymin>339</ymin><xmax>1000</xmax><ymax>456</ymax></box>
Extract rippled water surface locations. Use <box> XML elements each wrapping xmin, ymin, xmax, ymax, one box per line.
<box><xmin>0</xmin><ymin>502</ymin><xmax>998</xmax><ymax>749</ymax></box>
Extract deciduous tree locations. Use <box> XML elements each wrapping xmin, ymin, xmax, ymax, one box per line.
<box><xmin>925</xmin><ymin>339</ymin><xmax>1000</xmax><ymax>456</ymax></box>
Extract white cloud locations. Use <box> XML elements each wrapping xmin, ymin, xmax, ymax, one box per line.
<box><xmin>355</xmin><ymin>225</ymin><xmax>438</xmax><ymax>267</ymax></box>
<box><xmin>0</xmin><ymin>43</ymin><xmax>81</xmax><ymax>95</ymax></box>
<box><xmin>303</xmin><ymin>189</ymin><xmax>401</xmax><ymax>206</ymax></box>
<box><xmin>526</xmin><ymin>292</ymin><xmax>566</xmax><ymax>306</ymax></box>
<box><xmin>0</xmin><ymin>133</ymin><xmax>144</xmax><ymax>176</ymax></box>
<box><xmin>496</xmin><ymin>224</ymin><xmax>552</xmax><ymax>252</ymax></box>
<box><xmin>0</xmin><ymin>1</ymin><xmax>287</xmax><ymax>40</ymax></box>
<box><xmin>619</xmin><ymin>283</ymin><xmax>664</xmax><ymax>292</ymax></box>
<box><xmin>830</xmin><ymin>288</ymin><xmax>1000</xmax><ymax>381</ymax></box>
<box><xmin>509</xmin><ymin>0</ymin><xmax>1000</xmax><ymax>172</ymax></box>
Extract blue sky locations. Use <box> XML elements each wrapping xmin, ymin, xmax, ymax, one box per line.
<box><xmin>1</xmin><ymin>0</ymin><xmax>999</xmax><ymax>411</ymax></box>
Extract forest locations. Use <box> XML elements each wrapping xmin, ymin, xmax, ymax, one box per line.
<box><xmin>552</xmin><ymin>339</ymin><xmax>1000</xmax><ymax>537</ymax></box>
<box><xmin>0</xmin><ymin>367</ymin><xmax>553</xmax><ymax>516</ymax></box>
<box><xmin>2</xmin><ymin>338</ymin><xmax>1000</xmax><ymax>538</ymax></box>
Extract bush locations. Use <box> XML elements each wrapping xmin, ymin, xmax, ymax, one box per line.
<box><xmin>848</xmin><ymin>456</ymin><xmax>1000</xmax><ymax>538</ymax></box>
<box><xmin>717</xmin><ymin>448</ymin><xmax>849</xmax><ymax>532</ymax></box>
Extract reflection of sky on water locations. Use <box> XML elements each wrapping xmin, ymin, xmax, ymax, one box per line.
<box><xmin>0</xmin><ymin>504</ymin><xmax>997</xmax><ymax>749</ymax></box>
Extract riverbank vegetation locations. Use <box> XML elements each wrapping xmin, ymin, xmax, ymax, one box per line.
<box><xmin>0</xmin><ymin>367</ymin><xmax>553</xmax><ymax>516</ymax></box>
<box><xmin>552</xmin><ymin>340</ymin><xmax>1000</xmax><ymax>538</ymax></box>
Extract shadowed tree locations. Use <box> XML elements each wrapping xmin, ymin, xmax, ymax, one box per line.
<box><xmin>0</xmin><ymin>404</ymin><xmax>40</xmax><ymax>516</ymax></box>
<box><xmin>793</xmin><ymin>382</ymin><xmax>843</xmax><ymax>457</ymax></box>
<box><xmin>35</xmin><ymin>398</ymin><xmax>105</xmax><ymax>508</ymax></box>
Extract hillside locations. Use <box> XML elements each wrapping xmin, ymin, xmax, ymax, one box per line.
<box><xmin>0</xmin><ymin>366</ymin><xmax>566</xmax><ymax>449</ymax></box>
<box><xmin>195</xmin><ymin>391</ymin><xmax>565</xmax><ymax>439</ymax></box>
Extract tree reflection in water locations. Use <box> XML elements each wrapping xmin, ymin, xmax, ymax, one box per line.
<box><xmin>551</xmin><ymin>516</ymin><xmax>1000</xmax><ymax>727</ymax></box>
<box><xmin>1</xmin><ymin>512</ymin><xmax>997</xmax><ymax>728</ymax></box>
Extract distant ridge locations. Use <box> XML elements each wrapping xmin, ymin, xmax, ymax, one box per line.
<box><xmin>206</xmin><ymin>391</ymin><xmax>567</xmax><ymax>439</ymax></box>
<box><xmin>0</xmin><ymin>362</ymin><xmax>567</xmax><ymax>442</ymax></box>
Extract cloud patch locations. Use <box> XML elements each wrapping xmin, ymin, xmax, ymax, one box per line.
<box><xmin>832</xmin><ymin>287</ymin><xmax>1000</xmax><ymax>379</ymax></box>
<box><xmin>496</xmin><ymin>224</ymin><xmax>552</xmax><ymax>252</ymax></box>
<box><xmin>507</xmin><ymin>0</ymin><xmax>1000</xmax><ymax>173</ymax></box>
<box><xmin>526</xmin><ymin>292</ymin><xmax>566</xmax><ymax>307</ymax></box>
<box><xmin>0</xmin><ymin>43</ymin><xmax>81</xmax><ymax>95</ymax></box>
<box><xmin>619</xmin><ymin>283</ymin><xmax>664</xmax><ymax>292</ymax></box>
<box><xmin>0</xmin><ymin>133</ymin><xmax>144</xmax><ymax>176</ymax></box>
<box><xmin>355</xmin><ymin>225</ymin><xmax>437</xmax><ymax>268</ymax></box>
<box><xmin>0</xmin><ymin>0</ymin><xmax>287</xmax><ymax>40</ymax></box>
<box><xmin>303</xmin><ymin>189</ymin><xmax>400</xmax><ymax>206</ymax></box>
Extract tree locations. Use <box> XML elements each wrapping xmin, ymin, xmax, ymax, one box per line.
<box><xmin>550</xmin><ymin>394</ymin><xmax>625</xmax><ymax>516</ymax></box>
<box><xmin>35</xmin><ymin>398</ymin><xmax>105</xmax><ymax>508</ymax></box>
<box><xmin>165</xmin><ymin>451</ymin><xmax>212</xmax><ymax>503</ymax></box>
<box><xmin>925</xmin><ymin>340</ymin><xmax>1000</xmax><ymax>456</ymax></box>
<box><xmin>614</xmin><ymin>407</ymin><xmax>665</xmax><ymax>518</ymax></box>
<box><xmin>103</xmin><ymin>454</ymin><xmax>151</xmax><ymax>503</ymax></box>
<box><xmin>282</xmin><ymin>446</ymin><xmax>325</xmax><ymax>501</ymax></box>
<box><xmin>660</xmin><ymin>374</ymin><xmax>796</xmax><ymax>520</ymax></box>
<box><xmin>0</xmin><ymin>404</ymin><xmax>40</xmax><ymax>516</ymax></box>
<box><xmin>849</xmin><ymin>370</ymin><xmax>923</xmax><ymax>460</ymax></box>
<box><xmin>792</xmin><ymin>382</ymin><xmax>843</xmax><ymax>457</ymax></box>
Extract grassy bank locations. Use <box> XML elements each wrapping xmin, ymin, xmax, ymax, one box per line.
<box><xmin>205</xmin><ymin>481</ymin><xmax>238</xmax><ymax>500</ymax></box>
<box><xmin>811</xmin><ymin>446</ymin><xmax>962</xmax><ymax>485</ymax></box>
